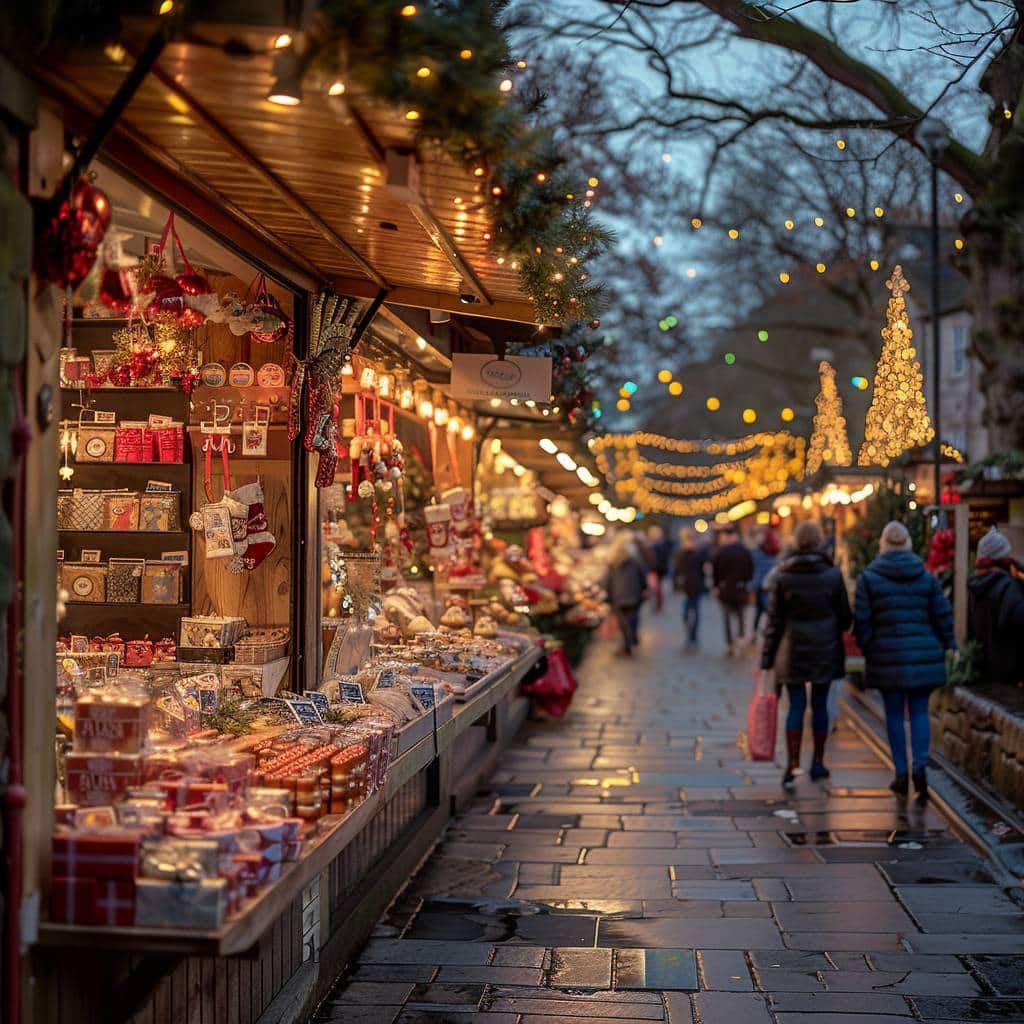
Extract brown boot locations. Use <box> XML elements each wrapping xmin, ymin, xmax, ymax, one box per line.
<box><xmin>782</xmin><ymin>729</ymin><xmax>802</xmax><ymax>790</ymax></box>
<box><xmin>810</xmin><ymin>732</ymin><xmax>830</xmax><ymax>780</ymax></box>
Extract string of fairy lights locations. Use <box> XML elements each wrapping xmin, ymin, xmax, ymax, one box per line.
<box><xmin>591</xmin><ymin>263</ymin><xmax>941</xmax><ymax>517</ymax></box>
<box><xmin>590</xmin><ymin>431</ymin><xmax>806</xmax><ymax>517</ymax></box>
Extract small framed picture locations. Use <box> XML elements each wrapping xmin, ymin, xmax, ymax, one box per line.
<box><xmin>139</xmin><ymin>492</ymin><xmax>179</xmax><ymax>532</ymax></box>
<box><xmin>141</xmin><ymin>561</ymin><xmax>181</xmax><ymax>605</ymax></box>
<box><xmin>80</xmin><ymin>549</ymin><xmax>102</xmax><ymax>563</ymax></box>
<box><xmin>103</xmin><ymin>492</ymin><xmax>139</xmax><ymax>531</ymax></box>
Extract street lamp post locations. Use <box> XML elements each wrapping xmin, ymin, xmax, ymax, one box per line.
<box><xmin>917</xmin><ymin>117</ymin><xmax>949</xmax><ymax>506</ymax></box>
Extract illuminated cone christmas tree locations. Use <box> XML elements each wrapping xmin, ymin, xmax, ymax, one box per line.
<box><xmin>806</xmin><ymin>360</ymin><xmax>852</xmax><ymax>474</ymax></box>
<box><xmin>858</xmin><ymin>265</ymin><xmax>934</xmax><ymax>467</ymax></box>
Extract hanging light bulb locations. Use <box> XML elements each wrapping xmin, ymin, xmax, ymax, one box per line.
<box><xmin>267</xmin><ymin>48</ymin><xmax>302</xmax><ymax>106</ymax></box>
<box><xmin>461</xmin><ymin>423</ymin><xmax>475</xmax><ymax>441</ymax></box>
<box><xmin>432</xmin><ymin>391</ymin><xmax>449</xmax><ymax>426</ymax></box>
<box><xmin>341</xmin><ymin>355</ymin><xmax>354</xmax><ymax>376</ymax></box>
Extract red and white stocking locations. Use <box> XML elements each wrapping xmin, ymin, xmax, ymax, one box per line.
<box><xmin>227</xmin><ymin>482</ymin><xmax>277</xmax><ymax>573</ymax></box>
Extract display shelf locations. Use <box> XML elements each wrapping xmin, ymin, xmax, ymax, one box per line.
<box><xmin>35</xmin><ymin>650</ymin><xmax>538</xmax><ymax>958</ymax></box>
<box><xmin>60</xmin><ymin>603</ymin><xmax>189</xmax><ymax>639</ymax></box>
<box><xmin>61</xmin><ymin>385</ymin><xmax>181</xmax><ymax>393</ymax></box>
<box><xmin>59</xmin><ymin>529</ymin><xmax>189</xmax><ymax>537</ymax></box>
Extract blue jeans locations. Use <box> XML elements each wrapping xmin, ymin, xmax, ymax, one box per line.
<box><xmin>753</xmin><ymin>588</ymin><xmax>770</xmax><ymax>634</ymax></box>
<box><xmin>786</xmin><ymin>682</ymin><xmax>832</xmax><ymax>734</ymax></box>
<box><xmin>683</xmin><ymin>594</ymin><xmax>702</xmax><ymax>645</ymax></box>
<box><xmin>882</xmin><ymin>688</ymin><xmax>932</xmax><ymax>774</ymax></box>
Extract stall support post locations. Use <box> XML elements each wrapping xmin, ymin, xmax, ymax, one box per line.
<box><xmin>953</xmin><ymin>502</ymin><xmax>970</xmax><ymax>645</ymax></box>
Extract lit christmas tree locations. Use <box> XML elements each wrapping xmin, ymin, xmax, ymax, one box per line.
<box><xmin>806</xmin><ymin>360</ymin><xmax>852</xmax><ymax>474</ymax></box>
<box><xmin>858</xmin><ymin>265</ymin><xmax>934</xmax><ymax>466</ymax></box>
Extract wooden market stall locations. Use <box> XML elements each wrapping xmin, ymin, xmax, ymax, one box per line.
<box><xmin>17</xmin><ymin>9</ymin><xmax>558</xmax><ymax>1024</ymax></box>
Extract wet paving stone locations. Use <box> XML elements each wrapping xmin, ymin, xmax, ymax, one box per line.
<box><xmin>879</xmin><ymin>859</ymin><xmax>999</xmax><ymax>885</ymax></box>
<box><xmin>616</xmin><ymin>947</ymin><xmax>699</xmax><ymax>990</ymax></box>
<box><xmin>405</xmin><ymin>982</ymin><xmax>484</xmax><ymax>1007</ymax></box>
<box><xmin>548</xmin><ymin>947</ymin><xmax>613</xmax><ymax>988</ymax></box>
<box><xmin>909</xmin><ymin>996</ymin><xmax>1024</xmax><ymax>1020</ymax></box>
<box><xmin>324</xmin><ymin>605</ymin><xmax>1024</xmax><ymax>1021</ymax></box>
<box><xmin>966</xmin><ymin>954</ymin><xmax>1024</xmax><ymax>995</ymax></box>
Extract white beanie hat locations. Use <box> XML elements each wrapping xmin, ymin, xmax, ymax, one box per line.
<box><xmin>977</xmin><ymin>527</ymin><xmax>1012</xmax><ymax>561</ymax></box>
<box><xmin>880</xmin><ymin>520</ymin><xmax>912</xmax><ymax>553</ymax></box>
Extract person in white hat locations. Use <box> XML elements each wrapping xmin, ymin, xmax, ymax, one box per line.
<box><xmin>968</xmin><ymin>527</ymin><xmax>1024</xmax><ymax>686</ymax></box>
<box><xmin>853</xmin><ymin>520</ymin><xmax>956</xmax><ymax>804</ymax></box>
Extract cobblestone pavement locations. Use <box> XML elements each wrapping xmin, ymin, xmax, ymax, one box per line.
<box><xmin>318</xmin><ymin>599</ymin><xmax>1024</xmax><ymax>1023</ymax></box>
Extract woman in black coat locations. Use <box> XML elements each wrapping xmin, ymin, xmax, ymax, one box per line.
<box><xmin>761</xmin><ymin>520</ymin><xmax>852</xmax><ymax>789</ymax></box>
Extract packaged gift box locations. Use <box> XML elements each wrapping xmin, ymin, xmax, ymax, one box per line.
<box><xmin>134</xmin><ymin>877</ymin><xmax>228</xmax><ymax>930</ymax></box>
<box><xmin>52</xmin><ymin>831</ymin><xmax>140</xmax><ymax>881</ymax></box>
<box><xmin>94</xmin><ymin>879</ymin><xmax>135</xmax><ymax>926</ymax></box>
<box><xmin>65</xmin><ymin>753</ymin><xmax>145</xmax><ymax>806</ymax></box>
<box><xmin>74</xmin><ymin>692</ymin><xmax>151</xmax><ymax>754</ymax></box>
<box><xmin>51</xmin><ymin>876</ymin><xmax>99</xmax><ymax>924</ymax></box>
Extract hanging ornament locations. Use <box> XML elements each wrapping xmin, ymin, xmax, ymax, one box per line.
<box><xmin>98</xmin><ymin>228</ymin><xmax>139</xmax><ymax>315</ymax></box>
<box><xmin>247</xmin><ymin>273</ymin><xmax>291</xmax><ymax>344</ymax></box>
<box><xmin>36</xmin><ymin>177</ymin><xmax>112</xmax><ymax>289</ymax></box>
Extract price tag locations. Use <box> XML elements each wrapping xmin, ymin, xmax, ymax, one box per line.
<box><xmin>304</xmin><ymin>691</ymin><xmax>331</xmax><ymax>718</ymax></box>
<box><xmin>409</xmin><ymin>683</ymin><xmax>437</xmax><ymax>711</ymax></box>
<box><xmin>285</xmin><ymin>698</ymin><xmax>323</xmax><ymax>726</ymax></box>
<box><xmin>339</xmin><ymin>681</ymin><xmax>366</xmax><ymax>705</ymax></box>
<box><xmin>375</xmin><ymin>668</ymin><xmax>396</xmax><ymax>690</ymax></box>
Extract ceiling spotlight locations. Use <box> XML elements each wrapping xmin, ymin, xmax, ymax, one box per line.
<box><xmin>267</xmin><ymin>49</ymin><xmax>302</xmax><ymax>106</ymax></box>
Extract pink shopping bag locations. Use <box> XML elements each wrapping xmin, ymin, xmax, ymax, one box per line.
<box><xmin>747</xmin><ymin>669</ymin><xmax>778</xmax><ymax>761</ymax></box>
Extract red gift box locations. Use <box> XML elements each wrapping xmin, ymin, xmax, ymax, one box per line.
<box><xmin>66</xmin><ymin>753</ymin><xmax>144</xmax><ymax>806</ymax></box>
<box><xmin>74</xmin><ymin>693</ymin><xmax>150</xmax><ymax>755</ymax></box>
<box><xmin>95</xmin><ymin>879</ymin><xmax>135</xmax><ymax>926</ymax></box>
<box><xmin>51</xmin><ymin>876</ymin><xmax>98</xmax><ymax>924</ymax></box>
<box><xmin>53</xmin><ymin>831</ymin><xmax>140</xmax><ymax>881</ymax></box>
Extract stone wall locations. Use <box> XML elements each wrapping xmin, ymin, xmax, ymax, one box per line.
<box><xmin>931</xmin><ymin>686</ymin><xmax>1024</xmax><ymax>809</ymax></box>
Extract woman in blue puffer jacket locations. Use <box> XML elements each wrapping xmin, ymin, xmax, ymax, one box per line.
<box><xmin>854</xmin><ymin>521</ymin><xmax>956</xmax><ymax>804</ymax></box>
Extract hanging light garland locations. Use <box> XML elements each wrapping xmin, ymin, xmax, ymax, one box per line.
<box><xmin>857</xmin><ymin>265</ymin><xmax>934</xmax><ymax>466</ymax></box>
<box><xmin>592</xmin><ymin>431</ymin><xmax>805</xmax><ymax>517</ymax></box>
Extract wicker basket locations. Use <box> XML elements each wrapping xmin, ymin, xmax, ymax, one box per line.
<box><xmin>234</xmin><ymin>629</ymin><xmax>289</xmax><ymax>665</ymax></box>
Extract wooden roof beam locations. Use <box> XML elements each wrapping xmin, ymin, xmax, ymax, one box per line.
<box><xmin>36</xmin><ymin>70</ymin><xmax>324</xmax><ymax>291</ymax></box>
<box><xmin>382</xmin><ymin>148</ymin><xmax>492</xmax><ymax>306</ymax></box>
<box><xmin>329</xmin><ymin>275</ymin><xmax>538</xmax><ymax>325</ymax></box>
<box><xmin>145</xmin><ymin>59</ymin><xmax>389</xmax><ymax>289</ymax></box>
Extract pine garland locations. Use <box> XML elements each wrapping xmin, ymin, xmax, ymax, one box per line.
<box><xmin>305</xmin><ymin>0</ymin><xmax>610</xmax><ymax>324</ymax></box>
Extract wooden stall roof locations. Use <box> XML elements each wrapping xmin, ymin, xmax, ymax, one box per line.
<box><xmin>493</xmin><ymin>428</ymin><xmax>604</xmax><ymax>508</ymax></box>
<box><xmin>37</xmin><ymin>19</ymin><xmax>538</xmax><ymax>322</ymax></box>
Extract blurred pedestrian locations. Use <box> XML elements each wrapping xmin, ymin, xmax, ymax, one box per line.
<box><xmin>712</xmin><ymin>525</ymin><xmax>754</xmax><ymax>655</ymax></box>
<box><xmin>968</xmin><ymin>527</ymin><xmax>1024</xmax><ymax>685</ymax></box>
<box><xmin>603</xmin><ymin>532</ymin><xmax>649</xmax><ymax>657</ymax></box>
<box><xmin>854</xmin><ymin>520</ymin><xmax>955</xmax><ymax>804</ymax></box>
<box><xmin>751</xmin><ymin>526</ymin><xmax>781</xmax><ymax>636</ymax></box>
<box><xmin>761</xmin><ymin>520</ymin><xmax>851</xmax><ymax>789</ymax></box>
<box><xmin>673</xmin><ymin>527</ymin><xmax>707</xmax><ymax>650</ymax></box>
<box><xmin>646</xmin><ymin>523</ymin><xmax>673</xmax><ymax>613</ymax></box>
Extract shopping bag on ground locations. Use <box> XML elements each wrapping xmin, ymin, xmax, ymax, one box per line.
<box><xmin>523</xmin><ymin>644</ymin><xmax>578</xmax><ymax>717</ymax></box>
<box><xmin>747</xmin><ymin>668</ymin><xmax>778</xmax><ymax>761</ymax></box>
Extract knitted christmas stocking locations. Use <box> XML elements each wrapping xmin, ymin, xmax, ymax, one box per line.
<box><xmin>227</xmin><ymin>482</ymin><xmax>276</xmax><ymax>573</ymax></box>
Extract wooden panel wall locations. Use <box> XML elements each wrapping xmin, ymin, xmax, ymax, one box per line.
<box><xmin>188</xmin><ymin>274</ymin><xmax>294</xmax><ymax>628</ymax></box>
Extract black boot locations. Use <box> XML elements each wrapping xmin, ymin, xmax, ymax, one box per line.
<box><xmin>810</xmin><ymin>731</ymin><xmax>830</xmax><ymax>781</ymax></box>
<box><xmin>912</xmin><ymin>766</ymin><xmax>928</xmax><ymax>805</ymax></box>
<box><xmin>890</xmin><ymin>774</ymin><xmax>909</xmax><ymax>796</ymax></box>
<box><xmin>782</xmin><ymin>729</ymin><xmax>802</xmax><ymax>790</ymax></box>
